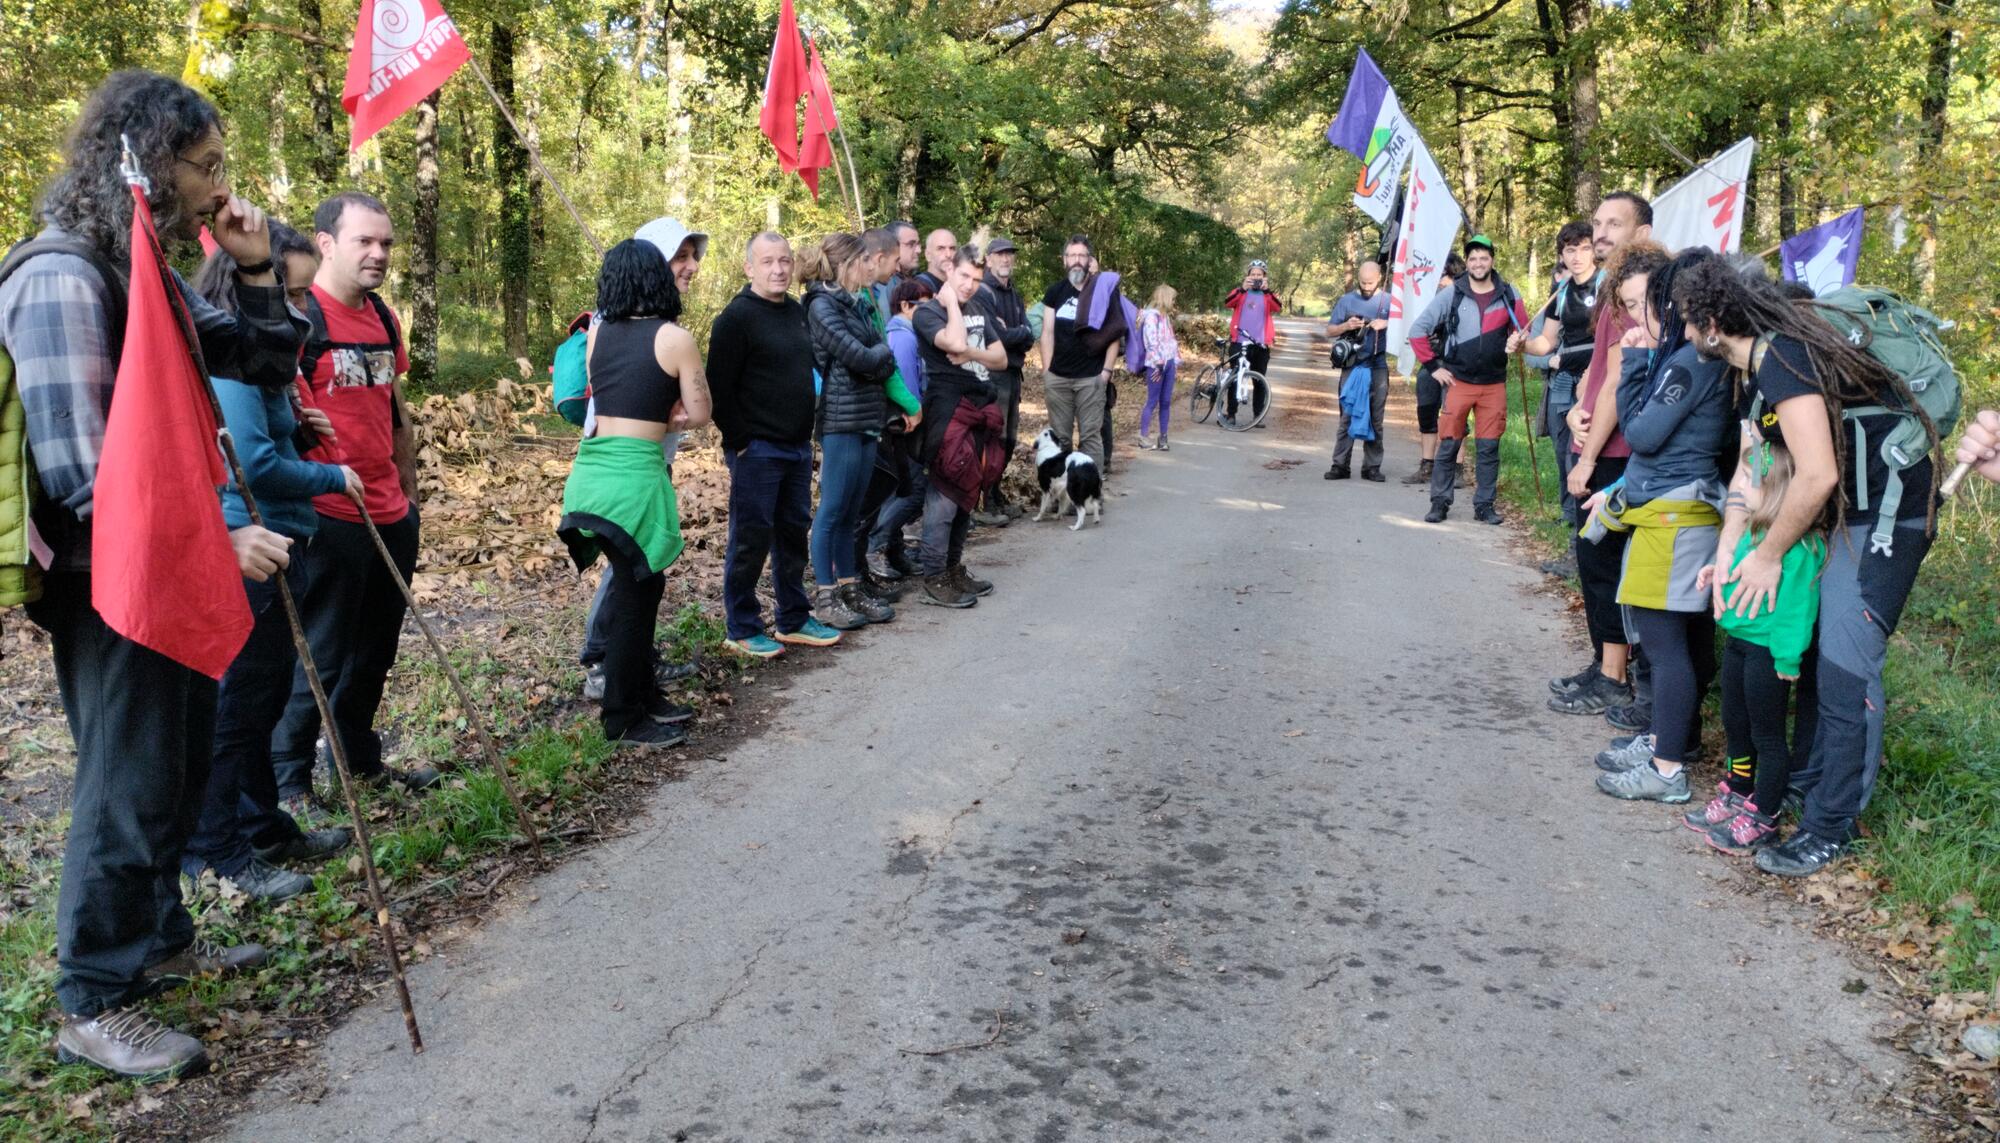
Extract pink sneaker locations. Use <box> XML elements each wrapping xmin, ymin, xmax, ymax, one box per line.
<box><xmin>1707</xmin><ymin>803</ymin><xmax>1778</xmax><ymax>855</ymax></box>
<box><xmin>1683</xmin><ymin>782</ymin><xmax>1747</xmax><ymax>833</ymax></box>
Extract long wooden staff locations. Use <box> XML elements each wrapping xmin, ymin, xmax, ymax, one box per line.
<box><xmin>1514</xmin><ymin>354</ymin><xmax>1547</xmax><ymax>510</ymax></box>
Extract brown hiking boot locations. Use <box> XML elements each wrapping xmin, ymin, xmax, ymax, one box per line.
<box><xmin>948</xmin><ymin>563</ymin><xmax>994</xmax><ymax>597</ymax></box>
<box><xmin>144</xmin><ymin>937</ymin><xmax>269</xmax><ymax>984</ymax></box>
<box><xmin>56</xmin><ymin>1007</ymin><xmax>208</xmax><ymax>1079</ymax></box>
<box><xmin>1401</xmin><ymin>459</ymin><xmax>1434</xmax><ymax>485</ymax></box>
<box><xmin>919</xmin><ymin>572</ymin><xmax>977</xmax><ymax>609</ymax></box>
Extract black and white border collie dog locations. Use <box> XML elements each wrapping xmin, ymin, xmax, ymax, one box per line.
<box><xmin>1032</xmin><ymin>428</ymin><xmax>1104</xmax><ymax>531</ymax></box>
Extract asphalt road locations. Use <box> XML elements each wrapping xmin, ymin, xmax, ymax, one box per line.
<box><xmin>225</xmin><ymin>319</ymin><xmax>1909</xmax><ymax>1142</ymax></box>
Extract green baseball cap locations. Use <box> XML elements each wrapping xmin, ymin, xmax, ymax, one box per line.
<box><xmin>1464</xmin><ymin>234</ymin><xmax>1496</xmax><ymax>255</ymax></box>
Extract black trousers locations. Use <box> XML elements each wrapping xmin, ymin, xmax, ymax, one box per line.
<box><xmin>1721</xmin><ymin>638</ymin><xmax>1819</xmax><ymax>813</ymax></box>
<box><xmin>28</xmin><ymin>571</ymin><xmax>215</xmax><ymax>1017</ymax></box>
<box><xmin>855</xmin><ymin>442</ymin><xmax>906</xmax><ymax>569</ymax></box>
<box><xmin>1573</xmin><ymin>456</ymin><xmax>1630</xmax><ymax>657</ymax></box>
<box><xmin>598</xmin><ymin>545</ymin><xmax>668</xmax><ymax>739</ymax></box>
<box><xmin>185</xmin><ymin>565</ymin><xmax>310</xmax><ymax>878</ymax></box>
<box><xmin>273</xmin><ymin>510</ymin><xmax>419</xmax><ymax>798</ymax></box>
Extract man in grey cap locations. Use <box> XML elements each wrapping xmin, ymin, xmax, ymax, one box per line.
<box><xmin>580</xmin><ymin>217</ymin><xmax>708</xmax><ymax>701</ymax></box>
<box><xmin>975</xmin><ymin>236</ymin><xmax>1036</xmax><ymax>522</ymax></box>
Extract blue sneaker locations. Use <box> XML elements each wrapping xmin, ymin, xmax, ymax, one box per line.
<box><xmin>723</xmin><ymin>634</ymin><xmax>786</xmax><ymax>659</ymax></box>
<box><xmin>776</xmin><ymin>618</ymin><xmax>843</xmax><ymax>647</ymax></box>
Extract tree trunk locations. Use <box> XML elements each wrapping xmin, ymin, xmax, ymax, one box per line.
<box><xmin>492</xmin><ymin>22</ymin><xmax>532</xmax><ymax>362</ymax></box>
<box><xmin>1561</xmin><ymin>0</ymin><xmax>1600</xmax><ymax>213</ymax></box>
<box><xmin>1454</xmin><ymin>84</ymin><xmax>1481</xmax><ymax>234</ymax></box>
<box><xmin>297</xmin><ymin>0</ymin><xmax>339</xmax><ymax>189</ymax></box>
<box><xmin>410</xmin><ymin>90</ymin><xmax>442</xmax><ymax>389</ymax></box>
<box><xmin>1913</xmin><ymin>0</ymin><xmax>1956</xmax><ymax>297</ymax></box>
<box><xmin>897</xmin><ymin>127</ymin><xmax>921</xmax><ymax>219</ymax></box>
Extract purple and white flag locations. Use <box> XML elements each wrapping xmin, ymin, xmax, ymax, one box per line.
<box><xmin>1325</xmin><ymin>48</ymin><xmax>1416</xmax><ymax>224</ymax></box>
<box><xmin>1781</xmin><ymin>208</ymin><xmax>1865</xmax><ymax>296</ymax></box>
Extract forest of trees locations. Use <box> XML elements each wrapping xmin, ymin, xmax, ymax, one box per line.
<box><xmin>1</xmin><ymin>0</ymin><xmax>1993</xmax><ymax>388</ymax></box>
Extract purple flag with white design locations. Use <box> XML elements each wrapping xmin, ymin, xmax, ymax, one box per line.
<box><xmin>1781</xmin><ymin>208</ymin><xmax>1865</xmax><ymax>297</ymax></box>
<box><xmin>1326</xmin><ymin>48</ymin><xmax>1389</xmax><ymax>158</ymax></box>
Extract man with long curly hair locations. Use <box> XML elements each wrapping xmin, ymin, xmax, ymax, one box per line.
<box><xmin>0</xmin><ymin>71</ymin><xmax>303</xmax><ymax>1077</ymax></box>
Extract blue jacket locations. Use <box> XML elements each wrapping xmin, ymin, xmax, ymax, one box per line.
<box><xmin>213</xmin><ymin>376</ymin><xmax>347</xmax><ymax>538</ymax></box>
<box><xmin>1618</xmin><ymin>343</ymin><xmax>1734</xmax><ymax>505</ymax></box>
<box><xmin>1340</xmin><ymin>362</ymin><xmax>1378</xmax><ymax>441</ymax></box>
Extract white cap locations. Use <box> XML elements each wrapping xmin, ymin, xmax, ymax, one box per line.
<box><xmin>634</xmin><ymin>217</ymin><xmax>709</xmax><ymax>263</ymax></box>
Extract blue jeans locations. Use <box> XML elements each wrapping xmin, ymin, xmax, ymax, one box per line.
<box><xmin>810</xmin><ymin>432</ymin><xmax>877</xmax><ymax>585</ymax></box>
<box><xmin>871</xmin><ymin>464</ymin><xmax>927</xmax><ymax>559</ymax></box>
<box><xmin>186</xmin><ymin>564</ymin><xmax>311</xmax><ymax>878</ymax></box>
<box><xmin>723</xmin><ymin>441</ymin><xmax>814</xmax><ymax>639</ymax></box>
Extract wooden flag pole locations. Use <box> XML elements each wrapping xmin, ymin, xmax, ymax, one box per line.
<box><xmin>462</xmin><ymin>52</ymin><xmax>605</xmax><ymax>258</ymax></box>
<box><xmin>802</xmin><ymin>70</ymin><xmax>864</xmax><ymax>230</ymax></box>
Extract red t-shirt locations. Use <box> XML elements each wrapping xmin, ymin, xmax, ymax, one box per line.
<box><xmin>303</xmin><ymin>284</ymin><xmax>411</xmax><ymax>524</ymax></box>
<box><xmin>1573</xmin><ymin>304</ymin><xmax>1635</xmax><ymax>460</ymax></box>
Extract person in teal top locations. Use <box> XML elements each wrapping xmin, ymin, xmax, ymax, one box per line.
<box><xmin>1693</xmin><ymin>438</ymin><xmax>1827</xmax><ymax>854</ymax></box>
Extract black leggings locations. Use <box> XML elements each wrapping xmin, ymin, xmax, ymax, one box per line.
<box><xmin>1572</xmin><ymin>456</ymin><xmax>1631</xmax><ymax>658</ymax></box>
<box><xmin>1720</xmin><ymin>639</ymin><xmax>1819</xmax><ymax>813</ymax></box>
<box><xmin>1627</xmin><ymin>607</ymin><xmax>1717</xmax><ymax>765</ymax></box>
<box><xmin>1415</xmin><ymin>368</ymin><xmax>1442</xmax><ymax>435</ymax></box>
<box><xmin>599</xmin><ymin>545</ymin><xmax>667</xmax><ymax>739</ymax></box>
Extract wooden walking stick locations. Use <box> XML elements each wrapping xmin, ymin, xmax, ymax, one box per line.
<box><xmin>1514</xmin><ymin>354</ymin><xmax>1547</xmax><ymax>511</ymax></box>
<box><xmin>123</xmin><ymin>135</ymin><xmax>425</xmax><ymax>1053</ymax></box>
<box><xmin>346</xmin><ymin>495</ymin><xmax>544</xmax><ymax>863</ymax></box>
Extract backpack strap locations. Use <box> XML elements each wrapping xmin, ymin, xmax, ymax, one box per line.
<box><xmin>0</xmin><ymin>236</ymin><xmax>129</xmax><ymax>360</ymax></box>
<box><xmin>295</xmin><ymin>292</ymin><xmax>334</xmax><ymax>388</ymax></box>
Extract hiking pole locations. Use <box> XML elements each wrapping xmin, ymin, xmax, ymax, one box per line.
<box><xmin>346</xmin><ymin>493</ymin><xmax>545</xmax><ymax>863</ymax></box>
<box><xmin>1513</xmin><ymin>354</ymin><xmax>1547</xmax><ymax>511</ymax></box>
<box><xmin>213</xmin><ymin>432</ymin><xmax>425</xmax><ymax>1054</ymax></box>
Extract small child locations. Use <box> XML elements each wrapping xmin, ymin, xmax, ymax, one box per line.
<box><xmin>1137</xmin><ymin>285</ymin><xmax>1180</xmax><ymax>451</ymax></box>
<box><xmin>1690</xmin><ymin>439</ymin><xmax>1826</xmax><ymax>853</ymax></box>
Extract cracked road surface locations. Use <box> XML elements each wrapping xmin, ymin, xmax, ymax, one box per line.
<box><xmin>224</xmin><ymin>320</ymin><xmax>1909</xmax><ymax>1141</ymax></box>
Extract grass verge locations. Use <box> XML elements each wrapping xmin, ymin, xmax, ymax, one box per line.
<box><xmin>0</xmin><ymin>599</ymin><xmax>732</xmax><ymax>1140</ymax></box>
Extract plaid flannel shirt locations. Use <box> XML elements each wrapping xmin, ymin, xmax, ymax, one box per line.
<box><xmin>0</xmin><ymin>227</ymin><xmax>306</xmax><ymax>567</ymax></box>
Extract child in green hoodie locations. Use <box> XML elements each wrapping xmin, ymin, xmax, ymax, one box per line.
<box><xmin>1690</xmin><ymin>439</ymin><xmax>1827</xmax><ymax>854</ymax></box>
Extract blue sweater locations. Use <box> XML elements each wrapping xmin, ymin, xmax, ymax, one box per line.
<box><xmin>212</xmin><ymin>376</ymin><xmax>348</xmax><ymax>538</ymax></box>
<box><xmin>886</xmin><ymin>315</ymin><xmax>925</xmax><ymax>402</ymax></box>
<box><xmin>1617</xmin><ymin>343</ymin><xmax>1734</xmax><ymax>505</ymax></box>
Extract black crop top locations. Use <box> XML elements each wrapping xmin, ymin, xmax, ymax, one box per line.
<box><xmin>589</xmin><ymin>318</ymin><xmax>680</xmax><ymax>422</ymax></box>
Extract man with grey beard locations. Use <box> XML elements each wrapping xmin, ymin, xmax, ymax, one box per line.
<box><xmin>1038</xmin><ymin>234</ymin><xmax>1119</xmax><ymax>473</ymax></box>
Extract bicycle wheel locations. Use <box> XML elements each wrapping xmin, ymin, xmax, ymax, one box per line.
<box><xmin>1221</xmin><ymin>371</ymin><xmax>1269</xmax><ymax>432</ymax></box>
<box><xmin>1188</xmin><ymin>365</ymin><xmax>1218</xmax><ymax>424</ymax></box>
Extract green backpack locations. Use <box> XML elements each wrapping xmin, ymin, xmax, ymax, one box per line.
<box><xmin>550</xmin><ymin>311</ymin><xmax>592</xmax><ymax>427</ymax></box>
<box><xmin>0</xmin><ymin>237</ymin><xmax>128</xmax><ymax>609</ymax></box>
<box><xmin>1753</xmin><ymin>286</ymin><xmax>1961</xmax><ymax>558</ymax></box>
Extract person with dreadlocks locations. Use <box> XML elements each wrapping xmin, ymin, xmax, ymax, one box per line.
<box><xmin>1671</xmin><ymin>256</ymin><xmax>1941</xmax><ymax>877</ymax></box>
<box><xmin>1586</xmin><ymin>248</ymin><xmax>1736</xmax><ymax>805</ymax></box>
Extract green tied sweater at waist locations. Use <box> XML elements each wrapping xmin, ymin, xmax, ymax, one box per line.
<box><xmin>558</xmin><ymin>435</ymin><xmax>684</xmax><ymax>579</ymax></box>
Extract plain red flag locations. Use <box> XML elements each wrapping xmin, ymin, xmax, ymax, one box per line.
<box><xmin>796</xmin><ymin>36</ymin><xmax>839</xmax><ymax>198</ymax></box>
<box><xmin>343</xmin><ymin>0</ymin><xmax>472</xmax><ymax>151</ymax></box>
<box><xmin>91</xmin><ymin>189</ymin><xmax>252</xmax><ymax>679</ymax></box>
<box><xmin>759</xmin><ymin>0</ymin><xmax>807</xmax><ymax>173</ymax></box>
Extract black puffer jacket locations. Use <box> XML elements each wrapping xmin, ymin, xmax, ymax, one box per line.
<box><xmin>806</xmin><ymin>282</ymin><xmax>897</xmax><ymax>437</ymax></box>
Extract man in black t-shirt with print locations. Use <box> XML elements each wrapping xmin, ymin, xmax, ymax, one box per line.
<box><xmin>1039</xmin><ymin>235</ymin><xmax>1120</xmax><ymax>473</ymax></box>
<box><xmin>911</xmin><ymin>248</ymin><xmax>1010</xmax><ymax>608</ymax></box>
<box><xmin>1510</xmin><ymin>220</ymin><xmax>1600</xmax><ymax>525</ymax></box>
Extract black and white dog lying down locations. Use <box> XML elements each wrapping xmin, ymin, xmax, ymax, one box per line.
<box><xmin>1032</xmin><ymin>428</ymin><xmax>1104</xmax><ymax>530</ymax></box>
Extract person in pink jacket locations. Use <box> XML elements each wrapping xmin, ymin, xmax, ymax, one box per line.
<box><xmin>1137</xmin><ymin>285</ymin><xmax>1181</xmax><ymax>451</ymax></box>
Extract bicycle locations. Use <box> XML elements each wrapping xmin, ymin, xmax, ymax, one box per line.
<box><xmin>1187</xmin><ymin>338</ymin><xmax>1270</xmax><ymax>431</ymax></box>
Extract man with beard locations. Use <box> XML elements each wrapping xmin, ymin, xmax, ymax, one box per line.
<box><xmin>1040</xmin><ymin>235</ymin><xmax>1120</xmax><ymax>472</ymax></box>
<box><xmin>915</xmin><ymin>228</ymin><xmax>957</xmax><ymax>292</ymax></box>
<box><xmin>272</xmin><ymin>192</ymin><xmax>441</xmax><ymax>809</ymax></box>
<box><xmin>1324</xmin><ymin>260</ymin><xmax>1392</xmax><ymax>481</ymax></box>
<box><xmin>1408</xmin><ymin>234</ymin><xmax>1528</xmax><ymax>525</ymax></box>
<box><xmin>973</xmin><ymin>236</ymin><xmax>1036</xmax><ymax>523</ymax></box>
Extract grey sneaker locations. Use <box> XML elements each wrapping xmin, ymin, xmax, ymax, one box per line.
<box><xmin>838</xmin><ymin>582</ymin><xmax>895</xmax><ymax>624</ymax></box>
<box><xmin>811</xmin><ymin>585</ymin><xmax>868</xmax><ymax>630</ymax></box>
<box><xmin>255</xmin><ymin>827</ymin><xmax>352</xmax><ymax>864</ymax></box>
<box><xmin>225</xmin><ymin>857</ymin><xmax>314</xmax><ymax>902</ymax></box>
<box><xmin>1596</xmin><ymin>762</ymin><xmax>1691</xmax><ymax>803</ymax></box>
<box><xmin>1594</xmin><ymin>733</ymin><xmax>1655</xmax><ymax>773</ymax></box>
<box><xmin>57</xmin><ymin>1008</ymin><xmax>207</xmax><ymax>1079</ymax></box>
<box><xmin>582</xmin><ymin>663</ymin><xmax>606</xmax><ymax>702</ymax></box>
<box><xmin>1550</xmin><ymin>661</ymin><xmax>1603</xmax><ymax>696</ymax></box>
<box><xmin>1683</xmin><ymin>783</ymin><xmax>1749</xmax><ymax>833</ymax></box>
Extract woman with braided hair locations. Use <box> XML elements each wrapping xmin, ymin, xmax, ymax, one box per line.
<box><xmin>1670</xmin><ymin>257</ymin><xmax>1939</xmax><ymax>877</ymax></box>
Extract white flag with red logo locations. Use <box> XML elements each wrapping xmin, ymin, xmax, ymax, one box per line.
<box><xmin>1385</xmin><ymin>136</ymin><xmax>1463</xmax><ymax>375</ymax></box>
<box><xmin>343</xmin><ymin>0</ymin><xmax>472</xmax><ymax>151</ymax></box>
<box><xmin>1651</xmin><ymin>137</ymin><xmax>1757</xmax><ymax>254</ymax></box>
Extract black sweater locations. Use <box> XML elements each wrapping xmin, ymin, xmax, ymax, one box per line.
<box><xmin>706</xmin><ymin>284</ymin><xmax>816</xmax><ymax>452</ymax></box>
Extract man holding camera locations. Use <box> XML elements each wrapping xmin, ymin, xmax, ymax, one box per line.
<box><xmin>1222</xmin><ymin>260</ymin><xmax>1282</xmax><ymax>423</ymax></box>
<box><xmin>1324</xmin><ymin>260</ymin><xmax>1392</xmax><ymax>481</ymax></box>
